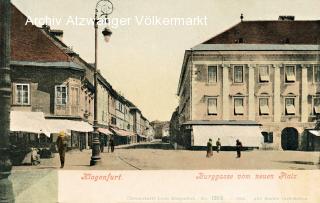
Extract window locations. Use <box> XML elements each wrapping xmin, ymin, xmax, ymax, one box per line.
<box><xmin>208</xmin><ymin>66</ymin><xmax>217</xmax><ymax>83</ymax></box>
<box><xmin>259</xmin><ymin>98</ymin><xmax>269</xmax><ymax>115</ymax></box>
<box><xmin>55</xmin><ymin>85</ymin><xmax>67</xmax><ymax>105</ymax></box>
<box><xmin>313</xmin><ymin>97</ymin><xmax>320</xmax><ymax>114</ymax></box>
<box><xmin>117</xmin><ymin>102</ymin><xmax>123</xmax><ymax>112</ymax></box>
<box><xmin>314</xmin><ymin>66</ymin><xmax>320</xmax><ymax>83</ymax></box>
<box><xmin>234</xmin><ymin>98</ymin><xmax>244</xmax><ymax>115</ymax></box>
<box><xmin>262</xmin><ymin>132</ymin><xmax>273</xmax><ymax>143</ymax></box>
<box><xmin>234</xmin><ymin>66</ymin><xmax>243</xmax><ymax>83</ymax></box>
<box><xmin>111</xmin><ymin>117</ymin><xmax>117</xmax><ymax>125</ymax></box>
<box><xmin>15</xmin><ymin>84</ymin><xmax>30</xmax><ymax>105</ymax></box>
<box><xmin>285</xmin><ymin>66</ymin><xmax>296</xmax><ymax>83</ymax></box>
<box><xmin>207</xmin><ymin>97</ymin><xmax>217</xmax><ymax>115</ymax></box>
<box><xmin>285</xmin><ymin>97</ymin><xmax>295</xmax><ymax>115</ymax></box>
<box><xmin>259</xmin><ymin>66</ymin><xmax>269</xmax><ymax>82</ymax></box>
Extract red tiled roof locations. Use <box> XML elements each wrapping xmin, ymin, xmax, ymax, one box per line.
<box><xmin>203</xmin><ymin>21</ymin><xmax>320</xmax><ymax>44</ymax></box>
<box><xmin>10</xmin><ymin>5</ymin><xmax>70</xmax><ymax>62</ymax></box>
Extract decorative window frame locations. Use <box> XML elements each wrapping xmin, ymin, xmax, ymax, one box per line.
<box><xmin>284</xmin><ymin>94</ymin><xmax>297</xmax><ymax>115</ymax></box>
<box><xmin>233</xmin><ymin>65</ymin><xmax>244</xmax><ymax>84</ymax></box>
<box><xmin>55</xmin><ymin>85</ymin><xmax>68</xmax><ymax>106</ymax></box>
<box><xmin>207</xmin><ymin>96</ymin><xmax>218</xmax><ymax>115</ymax></box>
<box><xmin>258</xmin><ymin>65</ymin><xmax>270</xmax><ymax>83</ymax></box>
<box><xmin>258</xmin><ymin>96</ymin><xmax>270</xmax><ymax>115</ymax></box>
<box><xmin>312</xmin><ymin>94</ymin><xmax>320</xmax><ymax>115</ymax></box>
<box><xmin>233</xmin><ymin>96</ymin><xmax>245</xmax><ymax>115</ymax></box>
<box><xmin>313</xmin><ymin>65</ymin><xmax>320</xmax><ymax>84</ymax></box>
<box><xmin>207</xmin><ymin>65</ymin><xmax>218</xmax><ymax>84</ymax></box>
<box><xmin>14</xmin><ymin>83</ymin><xmax>30</xmax><ymax>105</ymax></box>
<box><xmin>284</xmin><ymin>65</ymin><xmax>296</xmax><ymax>84</ymax></box>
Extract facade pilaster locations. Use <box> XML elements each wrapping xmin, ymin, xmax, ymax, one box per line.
<box><xmin>222</xmin><ymin>64</ymin><xmax>230</xmax><ymax>120</ymax></box>
<box><xmin>248</xmin><ymin>64</ymin><xmax>255</xmax><ymax>120</ymax></box>
<box><xmin>273</xmin><ymin>64</ymin><xmax>281</xmax><ymax>122</ymax></box>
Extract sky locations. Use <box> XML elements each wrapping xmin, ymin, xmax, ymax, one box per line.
<box><xmin>12</xmin><ymin>0</ymin><xmax>320</xmax><ymax>121</ymax></box>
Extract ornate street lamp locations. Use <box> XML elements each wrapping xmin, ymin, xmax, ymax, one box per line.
<box><xmin>90</xmin><ymin>0</ymin><xmax>113</xmax><ymax>166</ymax></box>
<box><xmin>0</xmin><ymin>0</ymin><xmax>15</xmax><ymax>202</ymax></box>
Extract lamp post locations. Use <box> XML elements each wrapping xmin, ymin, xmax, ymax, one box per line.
<box><xmin>90</xmin><ymin>0</ymin><xmax>113</xmax><ymax>166</ymax></box>
<box><xmin>0</xmin><ymin>0</ymin><xmax>14</xmax><ymax>202</ymax></box>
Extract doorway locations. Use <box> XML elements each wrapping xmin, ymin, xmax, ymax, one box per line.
<box><xmin>281</xmin><ymin>127</ymin><xmax>299</xmax><ymax>150</ymax></box>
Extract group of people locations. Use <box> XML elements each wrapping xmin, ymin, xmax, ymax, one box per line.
<box><xmin>56</xmin><ymin>131</ymin><xmax>116</xmax><ymax>169</ymax></box>
<box><xmin>206</xmin><ymin>138</ymin><xmax>221</xmax><ymax>158</ymax></box>
<box><xmin>100</xmin><ymin>135</ymin><xmax>115</xmax><ymax>153</ymax></box>
<box><xmin>206</xmin><ymin>138</ymin><xmax>243</xmax><ymax>158</ymax></box>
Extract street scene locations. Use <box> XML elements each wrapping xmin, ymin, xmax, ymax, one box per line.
<box><xmin>1</xmin><ymin>0</ymin><xmax>320</xmax><ymax>202</ymax></box>
<box><xmin>10</xmin><ymin>144</ymin><xmax>320</xmax><ymax>202</ymax></box>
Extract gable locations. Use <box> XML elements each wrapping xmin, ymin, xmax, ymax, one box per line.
<box><xmin>10</xmin><ymin>5</ymin><xmax>70</xmax><ymax>62</ymax></box>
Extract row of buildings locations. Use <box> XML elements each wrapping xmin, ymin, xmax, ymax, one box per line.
<box><xmin>172</xmin><ymin>16</ymin><xmax>320</xmax><ymax>150</ymax></box>
<box><xmin>8</xmin><ymin>4</ymin><xmax>154</xmax><ymax>151</ymax></box>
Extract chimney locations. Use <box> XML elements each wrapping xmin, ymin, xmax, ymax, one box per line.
<box><xmin>50</xmin><ymin>29</ymin><xmax>64</xmax><ymax>41</ymax></box>
<box><xmin>278</xmin><ymin>16</ymin><xmax>295</xmax><ymax>21</ymax></box>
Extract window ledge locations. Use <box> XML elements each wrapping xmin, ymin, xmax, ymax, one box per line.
<box><xmin>284</xmin><ymin>82</ymin><xmax>296</xmax><ymax>85</ymax></box>
<box><xmin>282</xmin><ymin>115</ymin><xmax>300</xmax><ymax>118</ymax></box>
<box><xmin>206</xmin><ymin>83</ymin><xmax>218</xmax><ymax>86</ymax></box>
<box><xmin>257</xmin><ymin>82</ymin><xmax>270</xmax><ymax>85</ymax></box>
<box><xmin>232</xmin><ymin>83</ymin><xmax>245</xmax><ymax>86</ymax></box>
<box><xmin>11</xmin><ymin>104</ymin><xmax>31</xmax><ymax>107</ymax></box>
<box><xmin>258</xmin><ymin>115</ymin><xmax>272</xmax><ymax>118</ymax></box>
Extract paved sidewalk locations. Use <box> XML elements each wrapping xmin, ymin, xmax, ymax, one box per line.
<box><xmin>10</xmin><ymin>169</ymin><xmax>57</xmax><ymax>203</ymax></box>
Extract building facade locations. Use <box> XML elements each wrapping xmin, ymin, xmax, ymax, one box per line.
<box><xmin>8</xmin><ymin>4</ymin><xmax>154</xmax><ymax>152</ymax></box>
<box><xmin>177</xmin><ymin>17</ymin><xmax>320</xmax><ymax>150</ymax></box>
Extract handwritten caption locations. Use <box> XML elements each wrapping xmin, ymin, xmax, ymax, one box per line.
<box><xmin>195</xmin><ymin>171</ymin><xmax>297</xmax><ymax>181</ymax></box>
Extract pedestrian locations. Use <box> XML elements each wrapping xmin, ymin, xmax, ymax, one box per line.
<box><xmin>216</xmin><ymin>138</ymin><xmax>221</xmax><ymax>153</ymax></box>
<box><xmin>56</xmin><ymin>131</ymin><xmax>67</xmax><ymax>168</ymax></box>
<box><xmin>100</xmin><ymin>134</ymin><xmax>105</xmax><ymax>153</ymax></box>
<box><xmin>206</xmin><ymin>138</ymin><xmax>213</xmax><ymax>158</ymax></box>
<box><xmin>107</xmin><ymin>136</ymin><xmax>111</xmax><ymax>153</ymax></box>
<box><xmin>236</xmin><ymin>139</ymin><xmax>243</xmax><ymax>158</ymax></box>
<box><xmin>110</xmin><ymin>137</ymin><xmax>115</xmax><ymax>153</ymax></box>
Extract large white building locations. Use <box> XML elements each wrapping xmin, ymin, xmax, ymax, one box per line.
<box><xmin>176</xmin><ymin>16</ymin><xmax>320</xmax><ymax>150</ymax></box>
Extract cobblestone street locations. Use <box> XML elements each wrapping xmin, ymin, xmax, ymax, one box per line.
<box><xmin>13</xmin><ymin>146</ymin><xmax>320</xmax><ymax>171</ymax></box>
<box><xmin>9</xmin><ymin>143</ymin><xmax>320</xmax><ymax>202</ymax></box>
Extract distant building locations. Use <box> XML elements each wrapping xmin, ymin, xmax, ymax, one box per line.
<box><xmin>150</xmin><ymin>121</ymin><xmax>170</xmax><ymax>139</ymax></box>
<box><xmin>176</xmin><ymin>16</ymin><xmax>320</xmax><ymax>150</ymax></box>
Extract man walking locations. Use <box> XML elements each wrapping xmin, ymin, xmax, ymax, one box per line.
<box><xmin>236</xmin><ymin>139</ymin><xmax>242</xmax><ymax>158</ymax></box>
<box><xmin>100</xmin><ymin>134</ymin><xmax>105</xmax><ymax>153</ymax></box>
<box><xmin>216</xmin><ymin>138</ymin><xmax>221</xmax><ymax>153</ymax></box>
<box><xmin>110</xmin><ymin>137</ymin><xmax>115</xmax><ymax>153</ymax></box>
<box><xmin>56</xmin><ymin>131</ymin><xmax>67</xmax><ymax>168</ymax></box>
<box><xmin>206</xmin><ymin>139</ymin><xmax>213</xmax><ymax>158</ymax></box>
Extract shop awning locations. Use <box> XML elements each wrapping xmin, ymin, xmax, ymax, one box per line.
<box><xmin>138</xmin><ymin>134</ymin><xmax>147</xmax><ymax>138</ymax></box>
<box><xmin>192</xmin><ymin>125</ymin><xmax>263</xmax><ymax>147</ymax></box>
<box><xmin>309</xmin><ymin>130</ymin><xmax>320</xmax><ymax>136</ymax></box>
<box><xmin>10</xmin><ymin>111</ymin><xmax>51</xmax><ymax>137</ymax></box>
<box><xmin>46</xmin><ymin>119</ymin><xmax>93</xmax><ymax>134</ymax></box>
<box><xmin>98</xmin><ymin>128</ymin><xmax>113</xmax><ymax>135</ymax></box>
<box><xmin>111</xmin><ymin>128</ymin><xmax>134</xmax><ymax>137</ymax></box>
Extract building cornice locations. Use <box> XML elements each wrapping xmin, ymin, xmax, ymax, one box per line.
<box><xmin>192</xmin><ymin>44</ymin><xmax>320</xmax><ymax>51</ymax></box>
<box><xmin>11</xmin><ymin>60</ymin><xmax>84</xmax><ymax>71</ymax></box>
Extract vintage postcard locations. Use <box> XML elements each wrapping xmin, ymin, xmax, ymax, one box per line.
<box><xmin>0</xmin><ymin>0</ymin><xmax>319</xmax><ymax>202</ymax></box>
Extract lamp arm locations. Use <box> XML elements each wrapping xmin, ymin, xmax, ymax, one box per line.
<box><xmin>95</xmin><ymin>0</ymin><xmax>113</xmax><ymax>21</ymax></box>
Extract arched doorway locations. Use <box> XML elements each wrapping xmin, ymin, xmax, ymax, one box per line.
<box><xmin>281</xmin><ymin>127</ymin><xmax>299</xmax><ymax>150</ymax></box>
